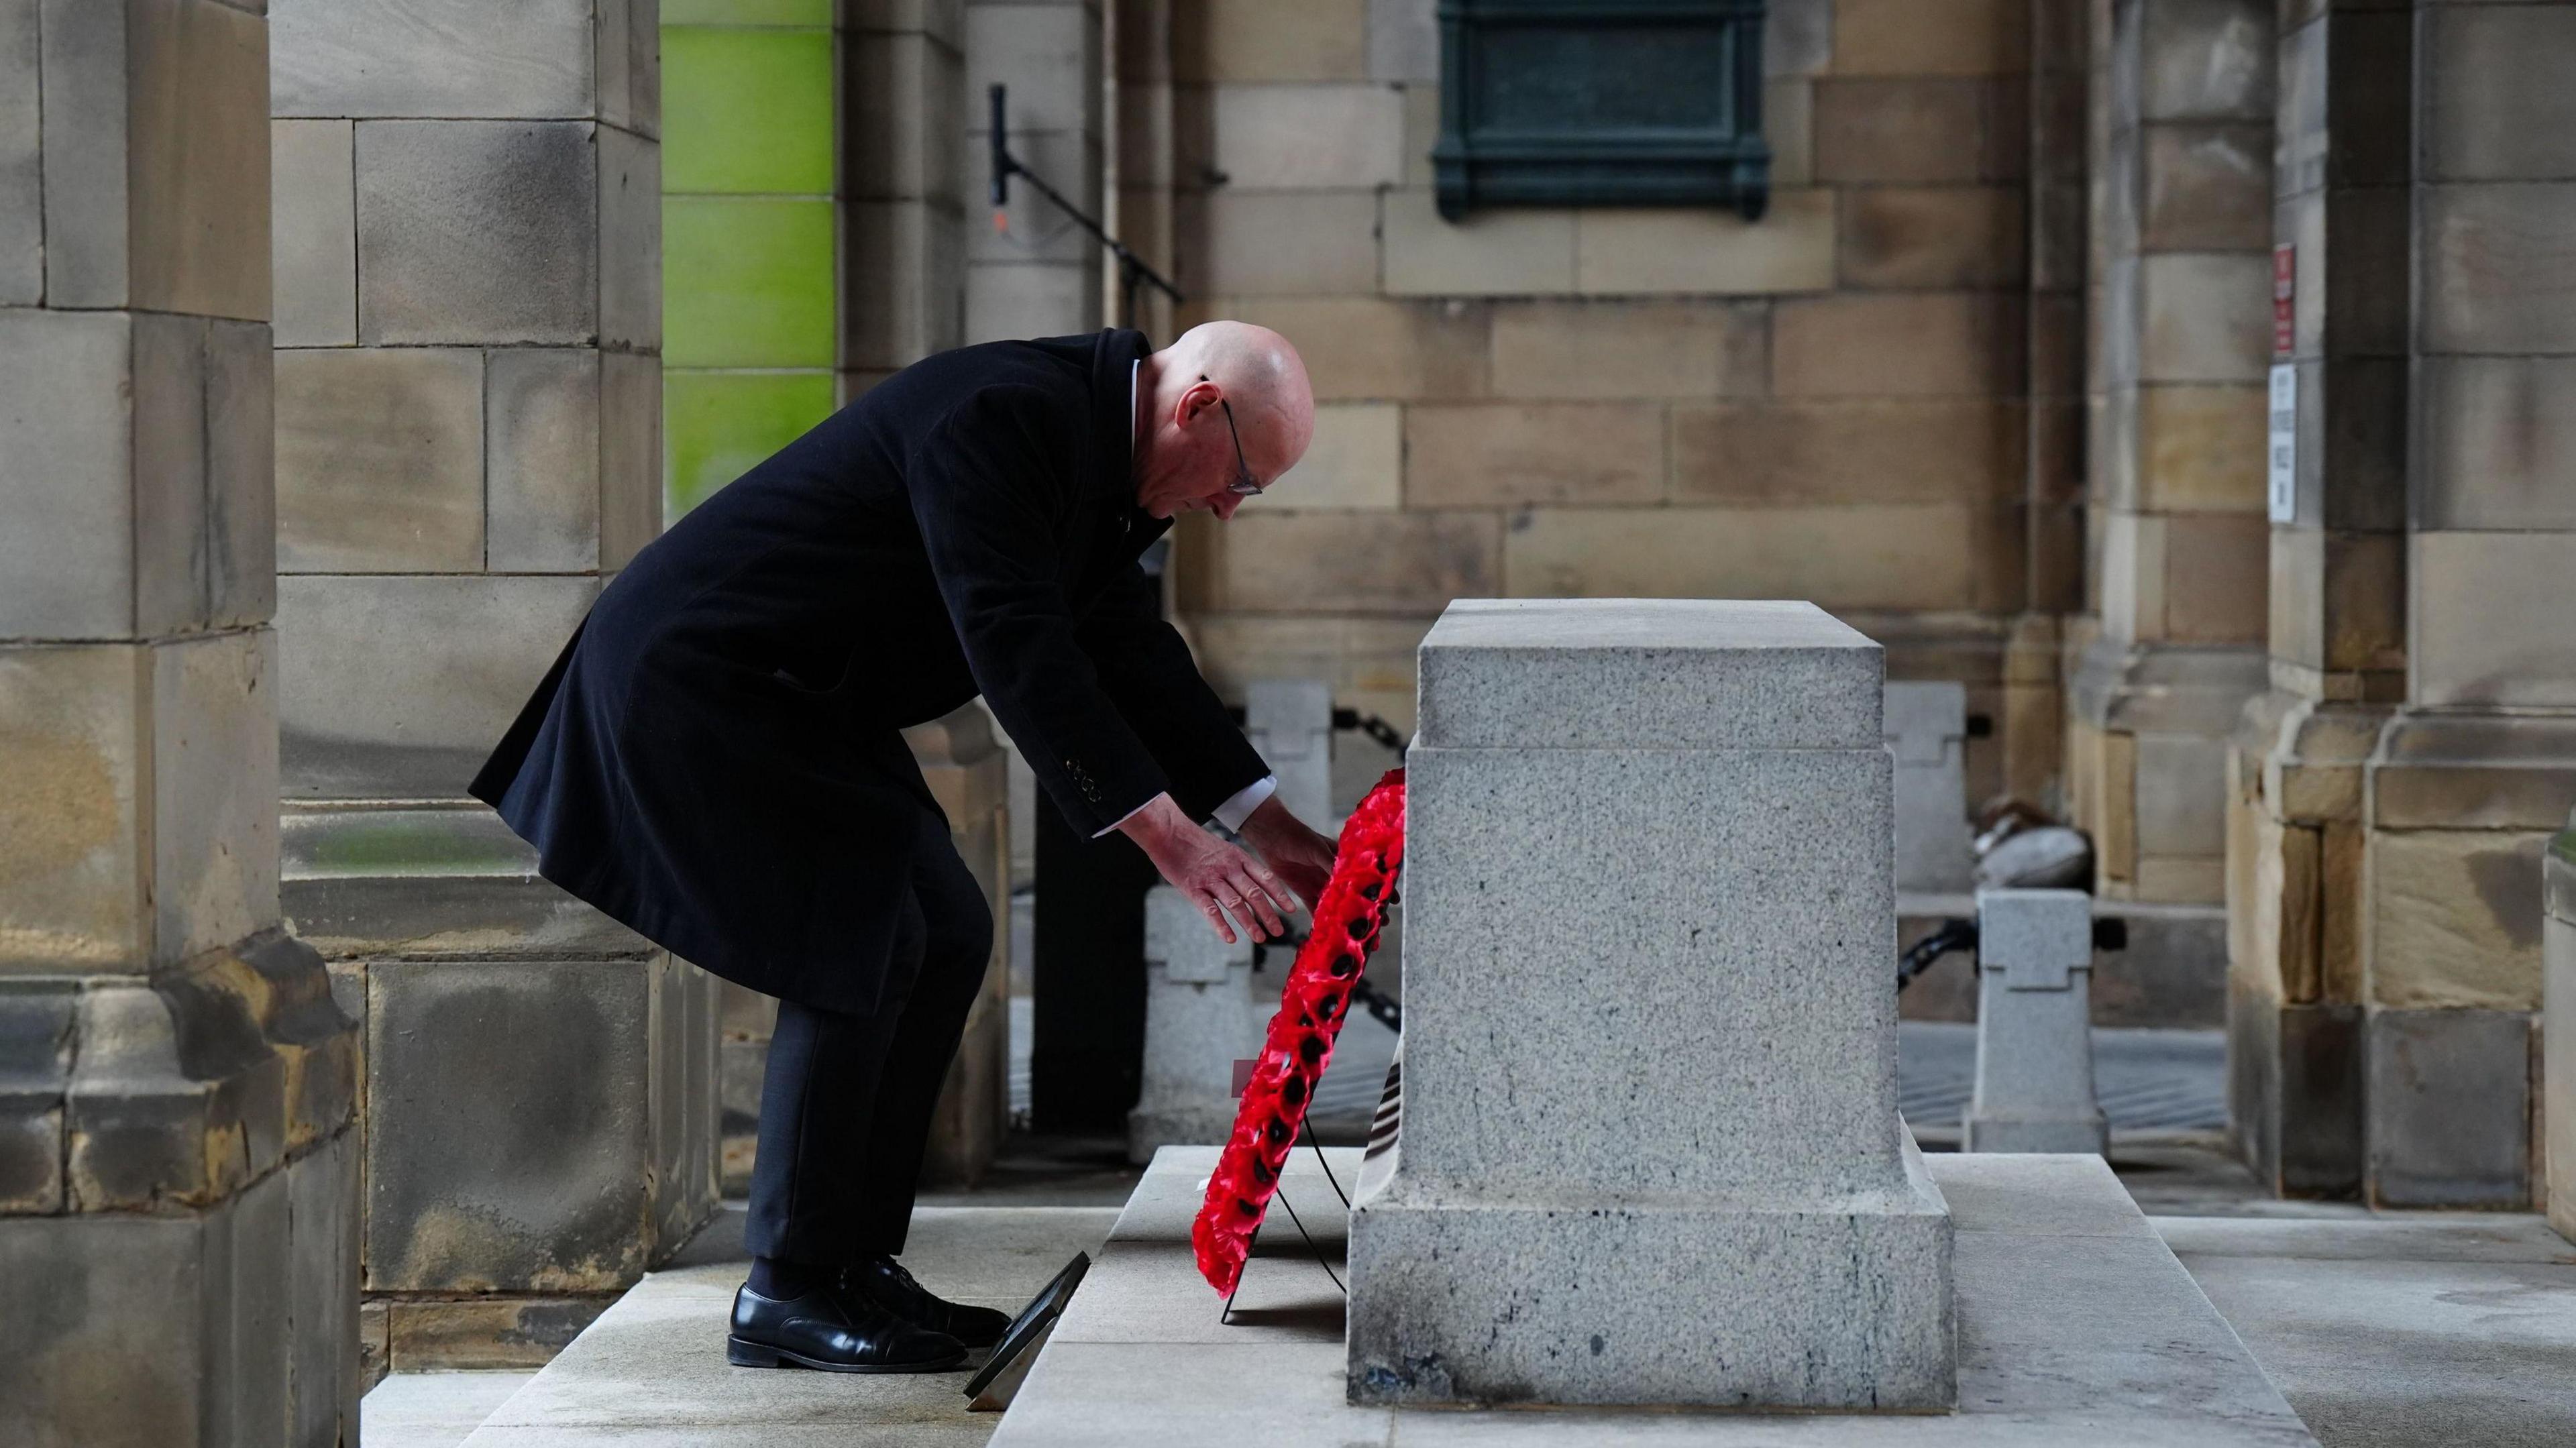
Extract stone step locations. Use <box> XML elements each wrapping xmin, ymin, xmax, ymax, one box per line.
<box><xmin>452</xmin><ymin>1205</ymin><xmax>1118</xmax><ymax>1445</ymax></box>
<box><xmin>990</xmin><ymin>1146</ymin><xmax>2318</xmax><ymax>1446</ymax></box>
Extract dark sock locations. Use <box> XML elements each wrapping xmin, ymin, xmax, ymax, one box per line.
<box><xmin>749</xmin><ymin>1256</ymin><xmax>828</xmax><ymax>1298</ymax></box>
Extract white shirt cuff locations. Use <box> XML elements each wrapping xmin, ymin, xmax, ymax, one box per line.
<box><xmin>1093</xmin><ymin>795</ymin><xmax>1158</xmax><ymax>839</ymax></box>
<box><xmin>1212</xmin><ymin>775</ymin><xmax>1279</xmax><ymax>833</ymax></box>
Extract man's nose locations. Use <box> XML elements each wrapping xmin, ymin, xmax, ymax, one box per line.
<box><xmin>1211</xmin><ymin>491</ymin><xmax>1244</xmax><ymax>520</ymax></box>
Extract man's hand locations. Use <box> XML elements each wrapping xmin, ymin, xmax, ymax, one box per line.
<box><xmin>1235</xmin><ymin>795</ymin><xmax>1336</xmax><ymax>910</ymax></box>
<box><xmin>1116</xmin><ymin>793</ymin><xmax>1300</xmax><ymax>944</ymax></box>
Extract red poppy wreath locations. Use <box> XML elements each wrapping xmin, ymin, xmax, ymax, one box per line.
<box><xmin>1191</xmin><ymin>768</ymin><xmax>1407</xmax><ymax>1296</ymax></box>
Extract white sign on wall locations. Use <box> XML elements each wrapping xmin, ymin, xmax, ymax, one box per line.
<box><xmin>2267</xmin><ymin>363</ymin><xmax>2298</xmax><ymax>524</ymax></box>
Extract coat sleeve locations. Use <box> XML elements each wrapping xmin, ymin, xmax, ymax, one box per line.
<box><xmin>1077</xmin><ymin>561</ymin><xmax>1273</xmax><ymax>822</ymax></box>
<box><xmin>908</xmin><ymin>386</ymin><xmax>1174</xmax><ymax>835</ymax></box>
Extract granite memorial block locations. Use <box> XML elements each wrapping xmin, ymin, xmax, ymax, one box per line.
<box><xmin>1346</xmin><ymin>598</ymin><xmax>1955</xmax><ymax>1410</ymax></box>
<box><xmin>1964</xmin><ymin>889</ymin><xmax>2108</xmax><ymax>1155</ymax></box>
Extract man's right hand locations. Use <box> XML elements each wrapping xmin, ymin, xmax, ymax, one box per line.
<box><xmin>1114</xmin><ymin>793</ymin><xmax>1299</xmax><ymax>944</ymax></box>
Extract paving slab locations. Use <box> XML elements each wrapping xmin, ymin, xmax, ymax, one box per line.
<box><xmin>459</xmin><ymin>1206</ymin><xmax>1118</xmax><ymax>1446</ymax></box>
<box><xmin>2158</xmin><ymin>1214</ymin><xmax>2576</xmax><ymax>1448</ymax></box>
<box><xmin>363</xmin><ymin>1372</ymin><xmax>539</xmax><ymax>1448</ymax></box>
<box><xmin>991</xmin><ymin>1148</ymin><xmax>2316</xmax><ymax>1447</ymax></box>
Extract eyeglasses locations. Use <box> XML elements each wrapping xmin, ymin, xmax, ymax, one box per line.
<box><xmin>1205</xmin><ymin>376</ymin><xmax>1263</xmax><ymax>496</ymax></box>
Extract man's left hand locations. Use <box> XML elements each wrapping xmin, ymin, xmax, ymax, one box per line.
<box><xmin>1236</xmin><ymin>795</ymin><xmax>1337</xmax><ymax>909</ymax></box>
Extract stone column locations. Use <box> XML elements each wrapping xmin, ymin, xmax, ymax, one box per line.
<box><xmin>964</xmin><ymin>0</ymin><xmax>1105</xmax><ymax>340</ymax></box>
<box><xmin>2224</xmin><ymin>0</ymin><xmax>2408</xmax><ymax>1201</ymax></box>
<box><xmin>2349</xmin><ymin>1</ymin><xmax>2576</xmax><ymax>1209</ymax></box>
<box><xmin>2547</xmin><ymin>810</ymin><xmax>2576</xmax><ymax>1239</ymax></box>
<box><xmin>1246</xmin><ymin>676</ymin><xmax>1334</xmax><ymax>826</ymax></box>
<box><xmin>845</xmin><ymin>0</ymin><xmax>968</xmax><ymax>399</ymax></box>
<box><xmin>1348</xmin><ymin>599</ymin><xmax>1953</xmax><ymax>1410</ymax></box>
<box><xmin>0</xmin><ymin>2</ymin><xmax>363</xmax><ymax>1441</ymax></box>
<box><xmin>1888</xmin><ymin>681</ymin><xmax>1974</xmax><ymax>893</ymax></box>
<box><xmin>1965</xmin><ymin>889</ymin><xmax>2109</xmax><ymax>1153</ymax></box>
<box><xmin>2072</xmin><ymin>0</ymin><xmax>2275</xmax><ymax>905</ymax></box>
<box><xmin>2233</xmin><ymin>2</ymin><xmax>2576</xmax><ymax>1210</ymax></box>
<box><xmin>266</xmin><ymin>0</ymin><xmax>718</xmax><ymax>1367</ymax></box>
<box><xmin>1126</xmin><ymin>887</ymin><xmax>1260</xmax><ymax>1161</ymax></box>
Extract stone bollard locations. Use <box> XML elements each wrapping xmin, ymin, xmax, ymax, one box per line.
<box><xmin>1886</xmin><ymin>681</ymin><xmax>1973</xmax><ymax>893</ymax></box>
<box><xmin>1126</xmin><ymin>887</ymin><xmax>1263</xmax><ymax>1163</ymax></box>
<box><xmin>1964</xmin><ymin>889</ymin><xmax>2108</xmax><ymax>1154</ymax></box>
<box><xmin>2546</xmin><ymin>810</ymin><xmax>2576</xmax><ymax>1241</ymax></box>
<box><xmin>1348</xmin><ymin>599</ymin><xmax>1954</xmax><ymax>1410</ymax></box>
<box><xmin>1246</xmin><ymin>677</ymin><xmax>1334</xmax><ymax>826</ymax></box>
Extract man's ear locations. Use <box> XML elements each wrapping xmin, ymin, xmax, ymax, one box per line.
<box><xmin>1176</xmin><ymin>377</ymin><xmax>1224</xmax><ymax>425</ymax></box>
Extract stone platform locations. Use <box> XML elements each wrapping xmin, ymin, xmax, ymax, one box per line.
<box><xmin>990</xmin><ymin>1147</ymin><xmax>2317</xmax><ymax>1446</ymax></box>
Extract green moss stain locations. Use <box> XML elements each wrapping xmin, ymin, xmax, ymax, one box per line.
<box><xmin>664</xmin><ymin>197</ymin><xmax>837</xmax><ymax>369</ymax></box>
<box><xmin>665</xmin><ymin>372</ymin><xmax>839</xmax><ymax>518</ymax></box>
<box><xmin>663</xmin><ymin>27</ymin><xmax>835</xmax><ymax>195</ymax></box>
<box><xmin>661</xmin><ymin>0</ymin><xmax>834</xmax><ymax>25</ymax></box>
<box><xmin>662</xmin><ymin>11</ymin><xmax>840</xmax><ymax>522</ymax></box>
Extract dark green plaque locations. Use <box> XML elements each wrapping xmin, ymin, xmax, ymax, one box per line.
<box><xmin>1434</xmin><ymin>0</ymin><xmax>1770</xmax><ymax>221</ymax></box>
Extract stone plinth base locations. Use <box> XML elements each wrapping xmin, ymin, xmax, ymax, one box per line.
<box><xmin>0</xmin><ymin>938</ymin><xmax>363</xmax><ymax>1447</ymax></box>
<box><xmin>1354</xmin><ymin>600</ymin><xmax>1951</xmax><ymax>1410</ymax></box>
<box><xmin>986</xmin><ymin>1147</ymin><xmax>2318</xmax><ymax>1447</ymax></box>
<box><xmin>1347</xmin><ymin>1135</ymin><xmax>1954</xmax><ymax>1408</ymax></box>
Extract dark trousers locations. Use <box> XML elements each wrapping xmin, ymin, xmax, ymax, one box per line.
<box><xmin>745</xmin><ymin>806</ymin><xmax>994</xmax><ymax>1264</ymax></box>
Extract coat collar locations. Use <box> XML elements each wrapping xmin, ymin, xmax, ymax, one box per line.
<box><xmin>1089</xmin><ymin>327</ymin><xmax>1170</xmax><ymax>558</ymax></box>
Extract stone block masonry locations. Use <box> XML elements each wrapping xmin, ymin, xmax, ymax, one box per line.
<box><xmin>1347</xmin><ymin>599</ymin><xmax>1955</xmax><ymax>1410</ymax></box>
<box><xmin>264</xmin><ymin>0</ymin><xmax>703</xmax><ymax>1368</ymax></box>
<box><xmin>2</xmin><ymin>3</ymin><xmax>363</xmax><ymax>1442</ymax></box>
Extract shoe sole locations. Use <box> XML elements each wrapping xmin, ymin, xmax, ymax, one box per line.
<box><xmin>727</xmin><ymin>1336</ymin><xmax>967</xmax><ymax>1374</ymax></box>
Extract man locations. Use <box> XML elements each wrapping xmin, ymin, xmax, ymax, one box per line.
<box><xmin>470</xmin><ymin>322</ymin><xmax>1340</xmax><ymax>1373</ymax></box>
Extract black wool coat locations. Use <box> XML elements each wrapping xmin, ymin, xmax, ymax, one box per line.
<box><xmin>469</xmin><ymin>329</ymin><xmax>1269</xmax><ymax>1014</ymax></box>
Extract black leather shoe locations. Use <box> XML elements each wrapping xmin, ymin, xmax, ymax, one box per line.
<box><xmin>844</xmin><ymin>1254</ymin><xmax>1013</xmax><ymax>1349</ymax></box>
<box><xmin>727</xmin><ymin>1282</ymin><xmax>966</xmax><ymax>1373</ymax></box>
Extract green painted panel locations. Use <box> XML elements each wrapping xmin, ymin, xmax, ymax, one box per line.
<box><xmin>663</xmin><ymin>196</ymin><xmax>837</xmax><ymax>368</ymax></box>
<box><xmin>662</xmin><ymin>0</ymin><xmax>833</xmax><ymax>24</ymax></box>
<box><xmin>663</xmin><ymin>26</ymin><xmax>835</xmax><ymax>195</ymax></box>
<box><xmin>664</xmin><ymin>370</ymin><xmax>839</xmax><ymax>520</ymax></box>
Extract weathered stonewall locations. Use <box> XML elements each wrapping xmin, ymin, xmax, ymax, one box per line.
<box><xmin>1347</xmin><ymin>599</ymin><xmax>1955</xmax><ymax>1410</ymax></box>
<box><xmin>1127</xmin><ymin>888</ymin><xmax>1263</xmax><ymax>1162</ymax></box>
<box><xmin>2544</xmin><ymin>810</ymin><xmax>2576</xmax><ymax>1245</ymax></box>
<box><xmin>1964</xmin><ymin>889</ymin><xmax>2109</xmax><ymax>1155</ymax></box>
<box><xmin>1886</xmin><ymin>681</ymin><xmax>1973</xmax><ymax>893</ymax></box>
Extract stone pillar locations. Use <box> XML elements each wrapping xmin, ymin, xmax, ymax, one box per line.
<box><xmin>965</xmin><ymin>0</ymin><xmax>1104</xmax><ymax>341</ymax></box>
<box><xmin>2224</xmin><ymin>0</ymin><xmax>2408</xmax><ymax>1201</ymax></box>
<box><xmin>2547</xmin><ymin>811</ymin><xmax>2576</xmax><ymax>1239</ymax></box>
<box><xmin>0</xmin><ymin>2</ymin><xmax>363</xmax><ymax>1441</ymax></box>
<box><xmin>1348</xmin><ymin>600</ymin><xmax>1953</xmax><ymax>1410</ymax></box>
<box><xmin>2233</xmin><ymin>2</ymin><xmax>2576</xmax><ymax>1210</ymax></box>
<box><xmin>845</xmin><ymin>0</ymin><xmax>968</xmax><ymax>400</ymax></box>
<box><xmin>1888</xmin><ymin>681</ymin><xmax>1974</xmax><ymax>893</ymax></box>
<box><xmin>1966</xmin><ymin>889</ymin><xmax>2109</xmax><ymax>1153</ymax></box>
<box><xmin>2349</xmin><ymin>0</ymin><xmax>2576</xmax><ymax>1209</ymax></box>
<box><xmin>1108</xmin><ymin>0</ymin><xmax>1179</xmax><ymax>343</ymax></box>
<box><xmin>1126</xmin><ymin>887</ymin><xmax>1260</xmax><ymax>1162</ymax></box>
<box><xmin>2072</xmin><ymin>0</ymin><xmax>2275</xmax><ymax>905</ymax></box>
<box><xmin>266</xmin><ymin>0</ymin><xmax>718</xmax><ymax>1366</ymax></box>
<box><xmin>1246</xmin><ymin>676</ymin><xmax>1334</xmax><ymax>826</ymax></box>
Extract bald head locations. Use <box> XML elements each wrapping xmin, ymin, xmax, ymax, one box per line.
<box><xmin>1132</xmin><ymin>321</ymin><xmax>1316</xmax><ymax>520</ymax></box>
<box><xmin>1167</xmin><ymin>321</ymin><xmax>1315</xmax><ymax>456</ymax></box>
